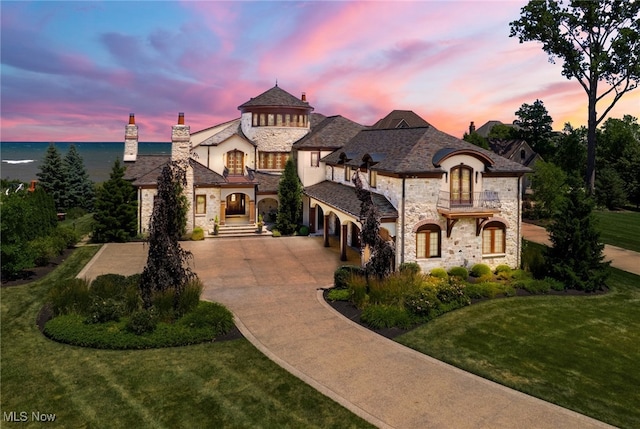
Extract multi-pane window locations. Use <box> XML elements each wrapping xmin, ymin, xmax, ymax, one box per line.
<box><xmin>195</xmin><ymin>195</ymin><xmax>206</xmax><ymax>215</ymax></box>
<box><xmin>482</xmin><ymin>221</ymin><xmax>506</xmax><ymax>254</ymax></box>
<box><xmin>416</xmin><ymin>224</ymin><xmax>441</xmax><ymax>258</ymax></box>
<box><xmin>258</xmin><ymin>152</ymin><xmax>289</xmax><ymax>170</ymax></box>
<box><xmin>310</xmin><ymin>151</ymin><xmax>320</xmax><ymax>167</ymax></box>
<box><xmin>451</xmin><ymin>165</ymin><xmax>473</xmax><ymax>206</ymax></box>
<box><xmin>344</xmin><ymin>166</ymin><xmax>352</xmax><ymax>182</ymax></box>
<box><xmin>369</xmin><ymin>170</ymin><xmax>377</xmax><ymax>188</ymax></box>
<box><xmin>226</xmin><ymin>150</ymin><xmax>244</xmax><ymax>175</ymax></box>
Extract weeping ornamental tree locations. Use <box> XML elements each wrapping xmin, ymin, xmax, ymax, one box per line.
<box><xmin>139</xmin><ymin>162</ymin><xmax>194</xmax><ymax>309</ymax></box>
<box><xmin>353</xmin><ymin>172</ymin><xmax>395</xmax><ymax>278</ymax></box>
<box><xmin>510</xmin><ymin>0</ymin><xmax>640</xmax><ymax>194</ymax></box>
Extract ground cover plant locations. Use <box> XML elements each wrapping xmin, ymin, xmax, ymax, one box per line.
<box><xmin>592</xmin><ymin>210</ymin><xmax>640</xmax><ymax>252</ymax></box>
<box><xmin>396</xmin><ymin>268</ymin><xmax>640</xmax><ymax>429</ymax></box>
<box><xmin>1</xmin><ymin>246</ymin><xmax>374</xmax><ymax>428</ymax></box>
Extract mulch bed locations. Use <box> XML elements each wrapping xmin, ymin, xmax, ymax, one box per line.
<box><xmin>1</xmin><ymin>247</ymin><xmax>76</xmax><ymax>287</ymax></box>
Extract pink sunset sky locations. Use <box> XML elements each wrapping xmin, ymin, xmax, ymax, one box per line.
<box><xmin>1</xmin><ymin>1</ymin><xmax>638</xmax><ymax>142</ymax></box>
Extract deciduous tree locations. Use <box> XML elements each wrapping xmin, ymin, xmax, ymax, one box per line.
<box><xmin>514</xmin><ymin>99</ymin><xmax>554</xmax><ymax>158</ymax></box>
<box><xmin>510</xmin><ymin>0</ymin><xmax>640</xmax><ymax>194</ymax></box>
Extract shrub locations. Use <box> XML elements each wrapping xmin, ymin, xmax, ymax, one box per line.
<box><xmin>429</xmin><ymin>268</ymin><xmax>448</xmax><ymax>279</ymax></box>
<box><xmin>465</xmin><ymin>282</ymin><xmax>514</xmax><ymax>299</ymax></box>
<box><xmin>436</xmin><ymin>278</ymin><xmax>470</xmax><ymax>306</ymax></box>
<box><xmin>124</xmin><ymin>283</ymin><xmax>143</xmax><ymax>314</ymax></box>
<box><xmin>48</xmin><ymin>278</ymin><xmax>91</xmax><ymax>316</ymax></box>
<box><xmin>448</xmin><ymin>266</ymin><xmax>468</xmax><ymax>279</ymax></box>
<box><xmin>191</xmin><ymin>227</ymin><xmax>205</xmax><ymax>241</ymax></box>
<box><xmin>176</xmin><ymin>278</ymin><xmax>203</xmax><ymax>317</ymax></box>
<box><xmin>298</xmin><ymin>225</ymin><xmax>310</xmax><ymax>236</ymax></box>
<box><xmin>470</xmin><ymin>263</ymin><xmax>492</xmax><ymax>278</ymax></box>
<box><xmin>126</xmin><ymin>308</ymin><xmax>158</xmax><ymax>335</ymax></box>
<box><xmin>404</xmin><ymin>289</ymin><xmax>439</xmax><ymax>318</ymax></box>
<box><xmin>399</xmin><ymin>262</ymin><xmax>421</xmax><ymax>275</ymax></box>
<box><xmin>495</xmin><ymin>264</ymin><xmax>512</xmax><ymax>275</ymax></box>
<box><xmin>55</xmin><ymin>226</ymin><xmax>79</xmax><ymax>248</ymax></box>
<box><xmin>334</xmin><ymin>265</ymin><xmax>364</xmax><ymax>289</ymax></box>
<box><xmin>178</xmin><ymin>301</ymin><xmax>234</xmax><ymax>335</ymax></box>
<box><xmin>271</xmin><ymin>229</ymin><xmax>281</xmax><ymax>237</ymax></box>
<box><xmin>152</xmin><ymin>289</ymin><xmax>176</xmax><ymax>322</ymax></box>
<box><xmin>85</xmin><ymin>297</ymin><xmax>125</xmax><ymax>324</ymax></box>
<box><xmin>90</xmin><ymin>274</ymin><xmax>127</xmax><ymax>299</ymax></box>
<box><xmin>361</xmin><ymin>305</ymin><xmax>415</xmax><ymax>329</ymax></box>
<box><xmin>545</xmin><ymin>277</ymin><xmax>566</xmax><ymax>291</ymax></box>
<box><xmin>522</xmin><ymin>241</ymin><xmax>547</xmax><ymax>279</ymax></box>
<box><xmin>514</xmin><ymin>278</ymin><xmax>552</xmax><ymax>294</ymax></box>
<box><xmin>327</xmin><ymin>288</ymin><xmax>351</xmax><ymax>301</ymax></box>
<box><xmin>29</xmin><ymin>235</ymin><xmax>64</xmax><ymax>266</ymax></box>
<box><xmin>368</xmin><ymin>271</ymin><xmax>422</xmax><ymax>307</ymax></box>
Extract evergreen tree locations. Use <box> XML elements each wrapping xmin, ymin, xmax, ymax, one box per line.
<box><xmin>37</xmin><ymin>143</ymin><xmax>67</xmax><ymax>210</ymax></box>
<box><xmin>514</xmin><ymin>99</ymin><xmax>554</xmax><ymax>158</ymax></box>
<box><xmin>64</xmin><ymin>144</ymin><xmax>95</xmax><ymax>211</ymax></box>
<box><xmin>275</xmin><ymin>157</ymin><xmax>302</xmax><ymax>235</ymax></box>
<box><xmin>139</xmin><ymin>162</ymin><xmax>194</xmax><ymax>309</ymax></box>
<box><xmin>546</xmin><ymin>186</ymin><xmax>610</xmax><ymax>292</ymax></box>
<box><xmin>92</xmin><ymin>159</ymin><xmax>138</xmax><ymax>243</ymax></box>
<box><xmin>353</xmin><ymin>172</ymin><xmax>395</xmax><ymax>278</ymax></box>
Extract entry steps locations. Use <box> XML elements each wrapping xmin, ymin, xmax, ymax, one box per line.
<box><xmin>210</xmin><ymin>223</ymin><xmax>271</xmax><ymax>238</ymax></box>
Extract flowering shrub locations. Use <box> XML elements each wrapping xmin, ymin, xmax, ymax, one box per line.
<box><xmin>404</xmin><ymin>289</ymin><xmax>439</xmax><ymax>317</ymax></box>
<box><xmin>85</xmin><ymin>297</ymin><xmax>125</xmax><ymax>324</ymax></box>
<box><xmin>436</xmin><ymin>278</ymin><xmax>470</xmax><ymax>306</ymax></box>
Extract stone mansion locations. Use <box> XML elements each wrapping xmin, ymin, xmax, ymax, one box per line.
<box><xmin>123</xmin><ymin>85</ymin><xmax>530</xmax><ymax>272</ymax></box>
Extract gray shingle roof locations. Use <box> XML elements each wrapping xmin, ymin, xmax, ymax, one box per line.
<box><xmin>293</xmin><ymin>115</ymin><xmax>364</xmax><ymax>150</ymax></box>
<box><xmin>252</xmin><ymin>170</ymin><xmax>281</xmax><ymax>194</ymax></box>
<box><xmin>321</xmin><ymin>126</ymin><xmax>531</xmax><ymax>175</ymax></box>
<box><xmin>238</xmin><ymin>85</ymin><xmax>313</xmax><ymax>110</ymax></box>
<box><xmin>197</xmin><ymin>119</ymin><xmax>253</xmax><ymax>147</ymax></box>
<box><xmin>124</xmin><ymin>156</ymin><xmax>226</xmax><ymax>186</ymax></box>
<box><xmin>371</xmin><ymin>110</ymin><xmax>433</xmax><ymax>129</ymax></box>
<box><xmin>304</xmin><ymin>181</ymin><xmax>398</xmax><ymax>220</ymax></box>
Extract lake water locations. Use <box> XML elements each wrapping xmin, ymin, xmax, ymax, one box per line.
<box><xmin>0</xmin><ymin>142</ymin><xmax>171</xmax><ymax>183</ymax></box>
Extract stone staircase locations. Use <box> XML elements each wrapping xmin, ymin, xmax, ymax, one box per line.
<box><xmin>211</xmin><ymin>223</ymin><xmax>270</xmax><ymax>238</ymax></box>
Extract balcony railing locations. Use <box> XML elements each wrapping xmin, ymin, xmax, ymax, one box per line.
<box><xmin>436</xmin><ymin>191</ymin><xmax>501</xmax><ymax>213</ymax></box>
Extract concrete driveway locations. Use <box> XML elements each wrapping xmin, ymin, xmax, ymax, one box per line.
<box><xmin>78</xmin><ymin>236</ymin><xmax>612</xmax><ymax>429</ymax></box>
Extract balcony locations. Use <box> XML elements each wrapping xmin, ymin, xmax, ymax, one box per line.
<box><xmin>437</xmin><ymin>191</ymin><xmax>502</xmax><ymax>236</ymax></box>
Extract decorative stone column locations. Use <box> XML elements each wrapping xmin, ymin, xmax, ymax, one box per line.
<box><xmin>249</xmin><ymin>199</ymin><xmax>256</xmax><ymax>223</ymax></box>
<box><xmin>220</xmin><ymin>201</ymin><xmax>226</xmax><ymax>225</ymax></box>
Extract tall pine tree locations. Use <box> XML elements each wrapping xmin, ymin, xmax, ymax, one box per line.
<box><xmin>92</xmin><ymin>159</ymin><xmax>138</xmax><ymax>243</ymax></box>
<box><xmin>64</xmin><ymin>144</ymin><xmax>95</xmax><ymax>211</ymax></box>
<box><xmin>546</xmin><ymin>186</ymin><xmax>610</xmax><ymax>291</ymax></box>
<box><xmin>37</xmin><ymin>143</ymin><xmax>66</xmax><ymax>210</ymax></box>
<box><xmin>275</xmin><ymin>157</ymin><xmax>302</xmax><ymax>235</ymax></box>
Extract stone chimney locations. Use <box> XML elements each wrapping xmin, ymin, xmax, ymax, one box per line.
<box><xmin>123</xmin><ymin>113</ymin><xmax>138</xmax><ymax>161</ymax></box>
<box><xmin>301</xmin><ymin>92</ymin><xmax>307</xmax><ymax>102</ymax></box>
<box><xmin>171</xmin><ymin>112</ymin><xmax>191</xmax><ymax>163</ymax></box>
<box><xmin>469</xmin><ymin>121</ymin><xmax>476</xmax><ymax>135</ymax></box>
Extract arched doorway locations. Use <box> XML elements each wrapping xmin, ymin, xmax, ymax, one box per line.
<box><xmin>226</xmin><ymin>193</ymin><xmax>246</xmax><ymax>216</ymax></box>
<box><xmin>258</xmin><ymin>198</ymin><xmax>278</xmax><ymax>223</ymax></box>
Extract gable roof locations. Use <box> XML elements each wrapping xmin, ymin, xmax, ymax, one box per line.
<box><xmin>238</xmin><ymin>85</ymin><xmax>313</xmax><ymax>110</ymax></box>
<box><xmin>371</xmin><ymin>110</ymin><xmax>432</xmax><ymax>129</ymax></box>
<box><xmin>322</xmin><ymin>126</ymin><xmax>531</xmax><ymax>175</ymax></box>
<box><xmin>124</xmin><ymin>156</ymin><xmax>226</xmax><ymax>187</ymax></box>
<box><xmin>196</xmin><ymin>119</ymin><xmax>254</xmax><ymax>147</ymax></box>
<box><xmin>304</xmin><ymin>181</ymin><xmax>398</xmax><ymax>220</ymax></box>
<box><xmin>293</xmin><ymin>115</ymin><xmax>364</xmax><ymax>150</ymax></box>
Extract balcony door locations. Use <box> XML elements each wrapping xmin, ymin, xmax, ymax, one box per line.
<box><xmin>451</xmin><ymin>165</ymin><xmax>473</xmax><ymax>206</ymax></box>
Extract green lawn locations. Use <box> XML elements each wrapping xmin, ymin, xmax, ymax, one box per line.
<box><xmin>396</xmin><ymin>268</ymin><xmax>640</xmax><ymax>429</ymax></box>
<box><xmin>0</xmin><ymin>246</ymin><xmax>373</xmax><ymax>429</ymax></box>
<box><xmin>593</xmin><ymin>210</ymin><xmax>640</xmax><ymax>252</ymax></box>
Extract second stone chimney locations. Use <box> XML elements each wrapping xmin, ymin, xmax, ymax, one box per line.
<box><xmin>171</xmin><ymin>112</ymin><xmax>191</xmax><ymax>163</ymax></box>
<box><xmin>123</xmin><ymin>113</ymin><xmax>138</xmax><ymax>162</ymax></box>
<box><xmin>469</xmin><ymin>121</ymin><xmax>476</xmax><ymax>135</ymax></box>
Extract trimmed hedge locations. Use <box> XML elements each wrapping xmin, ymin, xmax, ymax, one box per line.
<box><xmin>448</xmin><ymin>266</ymin><xmax>468</xmax><ymax>280</ymax></box>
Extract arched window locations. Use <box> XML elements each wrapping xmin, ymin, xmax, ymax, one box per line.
<box><xmin>450</xmin><ymin>165</ymin><xmax>473</xmax><ymax>206</ymax></box>
<box><xmin>226</xmin><ymin>150</ymin><xmax>244</xmax><ymax>175</ymax></box>
<box><xmin>416</xmin><ymin>224</ymin><xmax>441</xmax><ymax>258</ymax></box>
<box><xmin>482</xmin><ymin>221</ymin><xmax>506</xmax><ymax>254</ymax></box>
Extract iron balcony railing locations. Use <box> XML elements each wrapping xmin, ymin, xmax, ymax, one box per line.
<box><xmin>436</xmin><ymin>191</ymin><xmax>502</xmax><ymax>212</ymax></box>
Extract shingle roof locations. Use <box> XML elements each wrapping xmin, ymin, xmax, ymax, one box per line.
<box><xmin>198</xmin><ymin>119</ymin><xmax>252</xmax><ymax>147</ymax></box>
<box><xmin>238</xmin><ymin>85</ymin><xmax>313</xmax><ymax>110</ymax></box>
<box><xmin>304</xmin><ymin>181</ymin><xmax>398</xmax><ymax>220</ymax></box>
<box><xmin>321</xmin><ymin>126</ymin><xmax>531</xmax><ymax>175</ymax></box>
<box><xmin>124</xmin><ymin>156</ymin><xmax>226</xmax><ymax>186</ymax></box>
<box><xmin>371</xmin><ymin>110</ymin><xmax>432</xmax><ymax>129</ymax></box>
<box><xmin>293</xmin><ymin>115</ymin><xmax>364</xmax><ymax>150</ymax></box>
<box><xmin>252</xmin><ymin>170</ymin><xmax>281</xmax><ymax>194</ymax></box>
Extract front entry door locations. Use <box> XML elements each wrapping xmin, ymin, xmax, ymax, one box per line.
<box><xmin>226</xmin><ymin>193</ymin><xmax>245</xmax><ymax>215</ymax></box>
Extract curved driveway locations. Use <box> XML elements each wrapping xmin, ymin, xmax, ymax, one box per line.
<box><xmin>79</xmin><ymin>237</ymin><xmax>612</xmax><ymax>429</ymax></box>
